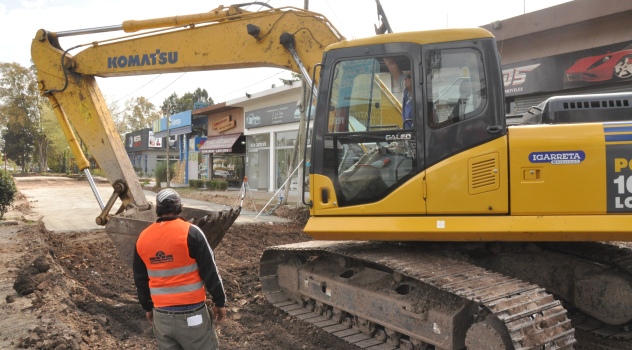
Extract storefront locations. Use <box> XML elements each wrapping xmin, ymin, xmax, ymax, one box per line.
<box><xmin>124</xmin><ymin>128</ymin><xmax>174</xmax><ymax>178</ymax></box>
<box><xmin>199</xmin><ymin>132</ymin><xmax>246</xmax><ymax>187</ymax></box>
<box><xmin>226</xmin><ymin>83</ymin><xmax>310</xmax><ymax>193</ymax></box>
<box><xmin>153</xmin><ymin>110</ymin><xmax>205</xmax><ymax>184</ymax></box>
<box><xmin>194</xmin><ymin>103</ymin><xmax>246</xmax><ymax>188</ymax></box>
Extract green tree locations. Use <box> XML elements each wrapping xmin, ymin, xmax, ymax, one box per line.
<box><xmin>161</xmin><ymin>92</ymin><xmax>179</xmax><ymax>116</ymax></box>
<box><xmin>0</xmin><ymin>63</ymin><xmax>44</xmax><ymax>172</ymax></box>
<box><xmin>0</xmin><ymin>168</ymin><xmax>16</xmax><ymax>219</ymax></box>
<box><xmin>123</xmin><ymin>96</ymin><xmax>161</xmax><ymax>132</ymax></box>
<box><xmin>280</xmin><ymin>72</ymin><xmax>301</xmax><ymax>86</ymax></box>
<box><xmin>1</xmin><ymin>115</ymin><xmax>35</xmax><ymax>172</ymax></box>
<box><xmin>39</xmin><ymin>103</ymin><xmax>73</xmax><ymax>173</ymax></box>
<box><xmin>154</xmin><ymin>161</ymin><xmax>176</xmax><ymax>188</ymax></box>
<box><xmin>106</xmin><ymin>97</ymin><xmax>127</xmax><ymax>142</ymax></box>
<box><xmin>161</xmin><ymin>88</ymin><xmax>214</xmax><ymax>114</ymax></box>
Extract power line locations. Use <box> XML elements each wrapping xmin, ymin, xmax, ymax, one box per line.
<box><xmin>123</xmin><ymin>65</ymin><xmax>285</xmax><ymax>105</ymax></box>
<box><xmin>213</xmin><ymin>69</ymin><xmax>287</xmax><ymax>99</ymax></box>
<box><xmin>323</xmin><ymin>0</ymin><xmax>339</xmax><ymax>26</ymax></box>
<box><xmin>114</xmin><ymin>74</ymin><xmax>162</xmax><ymax>103</ymax></box>
<box><xmin>147</xmin><ymin>73</ymin><xmax>187</xmax><ymax>101</ymax></box>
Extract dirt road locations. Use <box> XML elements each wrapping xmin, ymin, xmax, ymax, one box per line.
<box><xmin>0</xmin><ymin>176</ymin><xmax>357</xmax><ymax>350</ymax></box>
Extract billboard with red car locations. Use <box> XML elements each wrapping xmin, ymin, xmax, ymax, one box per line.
<box><xmin>502</xmin><ymin>40</ymin><xmax>632</xmax><ymax>97</ymax></box>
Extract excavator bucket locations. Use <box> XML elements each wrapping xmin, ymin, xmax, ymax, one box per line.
<box><xmin>105</xmin><ymin>206</ymin><xmax>241</xmax><ymax>266</ymax></box>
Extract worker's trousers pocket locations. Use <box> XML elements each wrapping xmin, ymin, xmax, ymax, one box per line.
<box><xmin>153</xmin><ymin>307</ymin><xmax>219</xmax><ymax>350</ymax></box>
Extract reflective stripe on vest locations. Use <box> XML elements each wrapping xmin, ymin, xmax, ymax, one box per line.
<box><xmin>150</xmin><ymin>281</ymin><xmax>205</xmax><ymax>295</ymax></box>
<box><xmin>147</xmin><ymin>263</ymin><xmax>199</xmax><ymax>277</ymax></box>
<box><xmin>136</xmin><ymin>218</ymin><xmax>206</xmax><ymax>307</ymax></box>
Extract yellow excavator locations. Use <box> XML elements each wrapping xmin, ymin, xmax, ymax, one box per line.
<box><xmin>31</xmin><ymin>2</ymin><xmax>632</xmax><ymax>349</ymax></box>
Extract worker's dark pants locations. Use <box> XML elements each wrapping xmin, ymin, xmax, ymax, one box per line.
<box><xmin>152</xmin><ymin>305</ymin><xmax>219</xmax><ymax>349</ymax></box>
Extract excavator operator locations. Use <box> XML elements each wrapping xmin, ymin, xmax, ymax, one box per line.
<box><xmin>133</xmin><ymin>189</ymin><xmax>226</xmax><ymax>350</ymax></box>
<box><xmin>383</xmin><ymin>56</ymin><xmax>414</xmax><ymax>129</ymax></box>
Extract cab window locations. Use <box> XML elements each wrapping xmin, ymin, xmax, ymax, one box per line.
<box><xmin>327</xmin><ymin>56</ymin><xmax>413</xmax><ymax>132</ymax></box>
<box><xmin>427</xmin><ymin>48</ymin><xmax>486</xmax><ymax>128</ymax></box>
<box><xmin>323</xmin><ymin>56</ymin><xmax>417</xmax><ymax>206</ymax></box>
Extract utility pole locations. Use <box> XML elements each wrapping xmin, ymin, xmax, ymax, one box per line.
<box><xmin>164</xmin><ymin>106</ymin><xmax>171</xmax><ymax>188</ymax></box>
<box><xmin>66</xmin><ymin>147</ymin><xmax>70</xmax><ymax>174</ymax></box>
<box><xmin>295</xmin><ymin>0</ymin><xmax>310</xmax><ymax>205</ymax></box>
<box><xmin>295</xmin><ymin>84</ymin><xmax>308</xmax><ymax>206</ymax></box>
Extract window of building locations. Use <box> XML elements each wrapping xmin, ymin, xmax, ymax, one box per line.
<box><xmin>246</xmin><ymin>134</ymin><xmax>270</xmax><ymax>190</ymax></box>
<box><xmin>275</xmin><ymin>130</ymin><xmax>310</xmax><ymax>191</ymax></box>
<box><xmin>211</xmin><ymin>154</ymin><xmax>244</xmax><ymax>187</ymax></box>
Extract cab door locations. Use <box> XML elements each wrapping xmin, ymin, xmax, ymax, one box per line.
<box><xmin>311</xmin><ymin>43</ymin><xmax>426</xmax><ymax>215</ymax></box>
<box><xmin>422</xmin><ymin>39</ymin><xmax>509</xmax><ymax>214</ymax></box>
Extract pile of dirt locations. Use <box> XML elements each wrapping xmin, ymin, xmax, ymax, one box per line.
<box><xmin>0</xmin><ymin>182</ymin><xmax>357</xmax><ymax>350</ymax></box>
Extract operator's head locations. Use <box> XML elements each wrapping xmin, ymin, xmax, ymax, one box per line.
<box><xmin>156</xmin><ymin>188</ymin><xmax>182</xmax><ymax>216</ymax></box>
<box><xmin>403</xmin><ymin>70</ymin><xmax>412</xmax><ymax>90</ymax></box>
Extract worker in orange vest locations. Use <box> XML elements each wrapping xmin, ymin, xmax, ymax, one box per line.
<box><xmin>133</xmin><ymin>188</ymin><xmax>226</xmax><ymax>349</ymax></box>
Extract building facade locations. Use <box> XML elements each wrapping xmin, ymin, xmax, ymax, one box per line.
<box><xmin>236</xmin><ymin>83</ymin><xmax>308</xmax><ymax>192</ymax></box>
<box><xmin>480</xmin><ymin>0</ymin><xmax>632</xmax><ymax>115</ymax></box>
<box><xmin>153</xmin><ymin>110</ymin><xmax>209</xmax><ymax>184</ymax></box>
<box><xmin>194</xmin><ymin>102</ymin><xmax>247</xmax><ymax>188</ymax></box>
<box><xmin>195</xmin><ymin>83</ymin><xmax>307</xmax><ymax>192</ymax></box>
<box><xmin>124</xmin><ymin>128</ymin><xmax>175</xmax><ymax>178</ymax></box>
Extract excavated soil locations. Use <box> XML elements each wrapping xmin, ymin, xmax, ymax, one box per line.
<box><xmin>0</xmin><ymin>177</ymin><xmax>357</xmax><ymax>350</ymax></box>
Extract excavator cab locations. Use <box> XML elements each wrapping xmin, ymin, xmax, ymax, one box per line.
<box><xmin>309</xmin><ymin>32</ymin><xmax>506</xmax><ymax>212</ymax></box>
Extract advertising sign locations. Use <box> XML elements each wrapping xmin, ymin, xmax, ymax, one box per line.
<box><xmin>148</xmin><ymin>131</ymin><xmax>162</xmax><ymax>148</ymax></box>
<box><xmin>126</xmin><ymin>129</ymin><xmax>147</xmax><ymax>151</ymax></box>
<box><xmin>245</xmin><ymin>101</ymin><xmax>301</xmax><ymax>128</ymax></box>
<box><xmin>502</xmin><ymin>40</ymin><xmax>632</xmax><ymax>97</ymax></box>
<box><xmin>193</xmin><ymin>136</ymin><xmax>207</xmax><ymax>151</ymax></box>
<box><xmin>153</xmin><ymin>110</ymin><xmax>192</xmax><ymax>132</ymax></box>
<box><xmin>212</xmin><ymin>115</ymin><xmax>237</xmax><ymax>133</ymax></box>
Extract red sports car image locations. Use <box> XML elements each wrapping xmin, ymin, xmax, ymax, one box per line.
<box><xmin>565</xmin><ymin>45</ymin><xmax>632</xmax><ymax>82</ymax></box>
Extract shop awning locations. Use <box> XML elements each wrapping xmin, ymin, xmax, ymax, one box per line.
<box><xmin>153</xmin><ymin>125</ymin><xmax>192</xmax><ymax>138</ymax></box>
<box><xmin>199</xmin><ymin>133</ymin><xmax>242</xmax><ymax>154</ymax></box>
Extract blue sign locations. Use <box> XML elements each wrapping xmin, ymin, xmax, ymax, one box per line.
<box><xmin>153</xmin><ymin>110</ymin><xmax>192</xmax><ymax>132</ymax></box>
<box><xmin>529</xmin><ymin>151</ymin><xmax>585</xmax><ymax>164</ymax></box>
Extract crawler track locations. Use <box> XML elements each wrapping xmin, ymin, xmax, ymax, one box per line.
<box><xmin>261</xmin><ymin>241</ymin><xmax>576</xmax><ymax>349</ymax></box>
<box><xmin>463</xmin><ymin>241</ymin><xmax>632</xmax><ymax>349</ymax></box>
<box><xmin>543</xmin><ymin>242</ymin><xmax>632</xmax><ymax>347</ymax></box>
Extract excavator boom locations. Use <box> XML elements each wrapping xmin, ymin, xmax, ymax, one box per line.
<box><xmin>30</xmin><ymin>4</ymin><xmax>344</xmax><ymax>265</ymax></box>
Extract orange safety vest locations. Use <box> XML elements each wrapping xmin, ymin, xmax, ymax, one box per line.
<box><xmin>136</xmin><ymin>218</ymin><xmax>206</xmax><ymax>307</ymax></box>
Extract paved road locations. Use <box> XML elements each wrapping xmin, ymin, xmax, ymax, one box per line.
<box><xmin>16</xmin><ymin>177</ymin><xmax>287</xmax><ymax>232</ymax></box>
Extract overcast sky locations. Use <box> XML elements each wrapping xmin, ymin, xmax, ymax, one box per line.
<box><xmin>0</xmin><ymin>0</ymin><xmax>571</xmax><ymax>108</ymax></box>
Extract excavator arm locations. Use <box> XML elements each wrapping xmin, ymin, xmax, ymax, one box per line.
<box><xmin>30</xmin><ymin>4</ymin><xmax>344</xmax><ymax>264</ymax></box>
